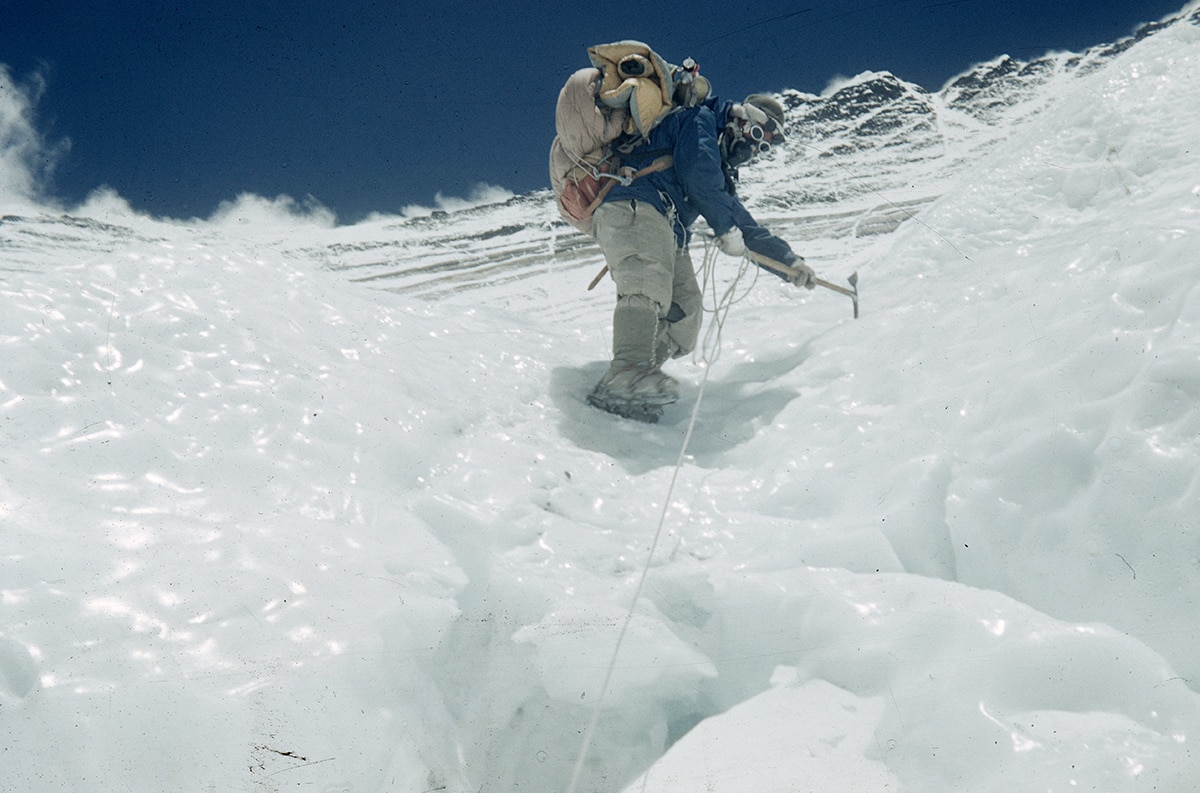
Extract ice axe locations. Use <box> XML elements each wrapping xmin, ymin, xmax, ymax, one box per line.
<box><xmin>746</xmin><ymin>250</ymin><xmax>859</xmax><ymax>318</ymax></box>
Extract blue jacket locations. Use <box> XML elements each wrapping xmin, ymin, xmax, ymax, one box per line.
<box><xmin>601</xmin><ymin>99</ymin><xmax>798</xmax><ymax>267</ymax></box>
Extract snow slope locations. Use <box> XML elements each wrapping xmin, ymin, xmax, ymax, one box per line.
<box><xmin>2</xmin><ymin>5</ymin><xmax>1199</xmax><ymax>792</ymax></box>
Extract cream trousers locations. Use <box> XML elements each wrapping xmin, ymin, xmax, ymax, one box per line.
<box><xmin>593</xmin><ymin>199</ymin><xmax>702</xmax><ymax>368</ymax></box>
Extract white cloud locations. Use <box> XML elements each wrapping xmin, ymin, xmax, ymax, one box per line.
<box><xmin>73</xmin><ymin>186</ymin><xmax>141</xmax><ymax>221</ymax></box>
<box><xmin>204</xmin><ymin>192</ymin><xmax>338</xmax><ymax>229</ymax></box>
<box><xmin>2</xmin><ymin>65</ymin><xmax>513</xmax><ymax>228</ymax></box>
<box><xmin>398</xmin><ymin>182</ymin><xmax>515</xmax><ymax>218</ymax></box>
<box><xmin>0</xmin><ymin>65</ymin><xmax>68</xmax><ymax>212</ymax></box>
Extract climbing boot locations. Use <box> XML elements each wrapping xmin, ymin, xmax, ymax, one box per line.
<box><xmin>587</xmin><ymin>363</ymin><xmax>679</xmax><ymax>423</ymax></box>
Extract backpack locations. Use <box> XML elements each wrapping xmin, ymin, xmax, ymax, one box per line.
<box><xmin>549</xmin><ymin>41</ymin><xmax>710</xmax><ymax>235</ymax></box>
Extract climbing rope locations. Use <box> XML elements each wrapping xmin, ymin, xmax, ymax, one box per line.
<box><xmin>565</xmin><ymin>241</ymin><xmax>752</xmax><ymax>793</ymax></box>
<box><xmin>697</xmin><ymin>238</ymin><xmax>758</xmax><ymax>366</ymax></box>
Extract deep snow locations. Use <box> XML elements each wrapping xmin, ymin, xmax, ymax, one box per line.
<box><xmin>2</xmin><ymin>5</ymin><xmax>1199</xmax><ymax>792</ymax></box>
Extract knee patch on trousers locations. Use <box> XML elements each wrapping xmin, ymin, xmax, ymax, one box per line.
<box><xmin>617</xmin><ymin>293</ymin><xmax>663</xmax><ymax>316</ymax></box>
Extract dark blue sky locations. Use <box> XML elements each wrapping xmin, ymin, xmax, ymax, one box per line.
<box><xmin>2</xmin><ymin>1</ymin><xmax>1189</xmax><ymax>223</ymax></box>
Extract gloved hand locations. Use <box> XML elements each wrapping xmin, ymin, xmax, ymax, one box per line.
<box><xmin>716</xmin><ymin>227</ymin><xmax>745</xmax><ymax>257</ymax></box>
<box><xmin>787</xmin><ymin>255</ymin><xmax>816</xmax><ymax>290</ymax></box>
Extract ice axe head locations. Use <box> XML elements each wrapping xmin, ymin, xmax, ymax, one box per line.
<box><xmin>811</xmin><ymin>270</ymin><xmax>861</xmax><ymax>319</ymax></box>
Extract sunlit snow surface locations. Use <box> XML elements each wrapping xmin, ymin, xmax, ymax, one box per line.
<box><xmin>2</xmin><ymin>7</ymin><xmax>1200</xmax><ymax>792</ymax></box>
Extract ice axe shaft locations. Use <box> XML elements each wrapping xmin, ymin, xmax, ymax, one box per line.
<box><xmin>590</xmin><ymin>252</ymin><xmax>861</xmax><ymax>319</ymax></box>
<box><xmin>747</xmin><ymin>251</ymin><xmax>860</xmax><ymax>319</ymax></box>
<box><xmin>587</xmin><ymin>264</ymin><xmax>608</xmax><ymax>291</ymax></box>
